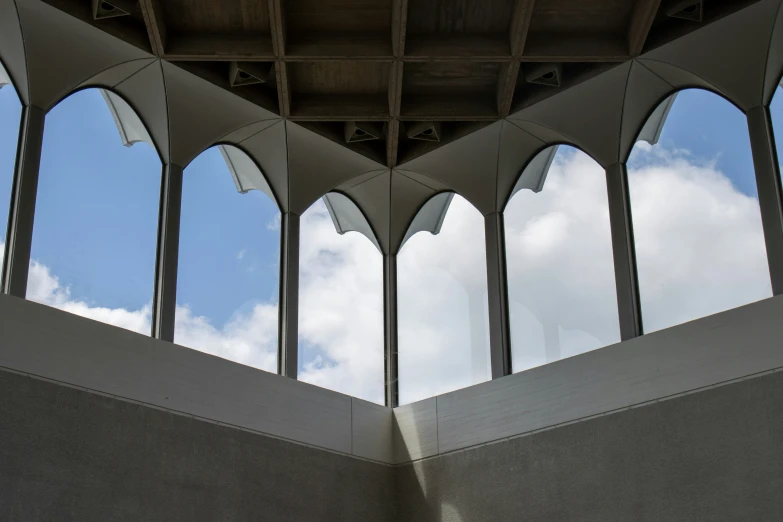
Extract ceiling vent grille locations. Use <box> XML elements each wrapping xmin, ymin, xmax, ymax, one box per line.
<box><xmin>92</xmin><ymin>0</ymin><xmax>129</xmax><ymax>20</ymax></box>
<box><xmin>525</xmin><ymin>64</ymin><xmax>562</xmax><ymax>87</ymax></box>
<box><xmin>406</xmin><ymin>122</ymin><xmax>442</xmax><ymax>142</ymax></box>
<box><xmin>229</xmin><ymin>62</ymin><xmax>269</xmax><ymax>87</ymax></box>
<box><xmin>345</xmin><ymin>122</ymin><xmax>382</xmax><ymax>143</ymax></box>
<box><xmin>667</xmin><ymin>0</ymin><xmax>703</xmax><ymax>22</ymax></box>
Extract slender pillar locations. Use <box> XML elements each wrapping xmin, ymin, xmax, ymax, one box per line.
<box><xmin>484</xmin><ymin>212</ymin><xmax>512</xmax><ymax>379</ymax></box>
<box><xmin>278</xmin><ymin>212</ymin><xmax>300</xmax><ymax>378</ymax></box>
<box><xmin>747</xmin><ymin>105</ymin><xmax>783</xmax><ymax>295</ymax></box>
<box><xmin>151</xmin><ymin>163</ymin><xmax>183</xmax><ymax>341</ymax></box>
<box><xmin>2</xmin><ymin>105</ymin><xmax>46</xmax><ymax>297</ymax></box>
<box><xmin>605</xmin><ymin>162</ymin><xmax>643</xmax><ymax>340</ymax></box>
<box><xmin>383</xmin><ymin>253</ymin><xmax>399</xmax><ymax>407</ymax></box>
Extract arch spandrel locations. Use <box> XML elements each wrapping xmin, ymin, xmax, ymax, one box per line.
<box><xmin>18</xmin><ymin>0</ymin><xmax>150</xmax><ymax>111</ymax></box>
<box><xmin>639</xmin><ymin>0</ymin><xmax>778</xmax><ymax>111</ymax></box>
<box><xmin>508</xmin><ymin>61</ymin><xmax>631</xmax><ymax>168</ymax></box>
<box><xmin>763</xmin><ymin>0</ymin><xmax>783</xmax><ymax>105</ymax></box>
<box><xmin>228</xmin><ymin>120</ymin><xmax>289</xmax><ymax>213</ymax></box>
<box><xmin>496</xmin><ymin>120</ymin><xmax>550</xmax><ymax>213</ymax></box>
<box><xmin>0</xmin><ymin>0</ymin><xmax>28</xmax><ymax>105</ymax></box>
<box><xmin>398</xmin><ymin>122</ymin><xmax>503</xmax><ymax>216</ymax></box>
<box><xmin>162</xmin><ymin>60</ymin><xmax>279</xmax><ymax>168</ymax></box>
<box><xmin>336</xmin><ymin>170</ymin><xmax>391</xmax><ymax>254</ymax></box>
<box><xmin>286</xmin><ymin>120</ymin><xmax>385</xmax><ymax>215</ymax></box>
<box><xmin>617</xmin><ymin>60</ymin><xmax>679</xmax><ymax>163</ymax></box>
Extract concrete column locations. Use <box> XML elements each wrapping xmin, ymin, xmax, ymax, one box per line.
<box><xmin>2</xmin><ymin>105</ymin><xmax>46</xmax><ymax>297</ymax></box>
<box><xmin>605</xmin><ymin>162</ymin><xmax>643</xmax><ymax>340</ymax></box>
<box><xmin>383</xmin><ymin>253</ymin><xmax>399</xmax><ymax>407</ymax></box>
<box><xmin>484</xmin><ymin>212</ymin><xmax>512</xmax><ymax>379</ymax></box>
<box><xmin>278</xmin><ymin>212</ymin><xmax>300</xmax><ymax>378</ymax></box>
<box><xmin>747</xmin><ymin>105</ymin><xmax>783</xmax><ymax>295</ymax></box>
<box><xmin>152</xmin><ymin>163</ymin><xmax>183</xmax><ymax>341</ymax></box>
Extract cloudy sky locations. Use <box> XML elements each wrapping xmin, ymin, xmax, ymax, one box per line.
<box><xmin>0</xmin><ymin>84</ymin><xmax>780</xmax><ymax>406</ymax></box>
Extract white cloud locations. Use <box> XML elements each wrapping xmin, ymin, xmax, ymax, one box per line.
<box><xmin>3</xmin><ymin>143</ymin><xmax>774</xmax><ymax>407</ymax></box>
<box><xmin>237</xmin><ymin>249</ymin><xmax>246</xmax><ymax>260</ymax></box>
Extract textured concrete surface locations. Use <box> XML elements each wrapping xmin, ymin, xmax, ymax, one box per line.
<box><xmin>0</xmin><ymin>370</ymin><xmax>395</xmax><ymax>522</ymax></box>
<box><xmin>396</xmin><ymin>370</ymin><xmax>783</xmax><ymax>522</ymax></box>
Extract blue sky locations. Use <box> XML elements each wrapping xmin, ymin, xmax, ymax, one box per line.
<box><xmin>629</xmin><ymin>89</ymin><xmax>759</xmax><ymax>197</ymax></box>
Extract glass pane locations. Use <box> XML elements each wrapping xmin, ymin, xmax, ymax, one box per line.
<box><xmin>0</xmin><ymin>68</ymin><xmax>22</xmax><ymax>268</ymax></box>
<box><xmin>28</xmin><ymin>89</ymin><xmax>161</xmax><ymax>334</ymax></box>
<box><xmin>628</xmin><ymin>89</ymin><xmax>772</xmax><ymax>333</ymax></box>
<box><xmin>505</xmin><ymin>146</ymin><xmax>620</xmax><ymax>373</ymax></box>
<box><xmin>175</xmin><ymin>147</ymin><xmax>280</xmax><ymax>373</ymax></box>
<box><xmin>298</xmin><ymin>199</ymin><xmax>384</xmax><ymax>404</ymax></box>
<box><xmin>398</xmin><ymin>194</ymin><xmax>490</xmax><ymax>405</ymax></box>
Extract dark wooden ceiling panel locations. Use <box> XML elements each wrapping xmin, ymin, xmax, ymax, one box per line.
<box><xmin>406</xmin><ymin>0</ymin><xmax>516</xmax><ymax>35</ymax></box>
<box><xmin>161</xmin><ymin>0</ymin><xmax>272</xmax><ymax>34</ymax></box>
<box><xmin>289</xmin><ymin>62</ymin><xmax>391</xmax><ymax>95</ymax></box>
<box><xmin>285</xmin><ymin>0</ymin><xmax>394</xmax><ymax>36</ymax></box>
<box><xmin>530</xmin><ymin>0</ymin><xmax>635</xmax><ymax>35</ymax></box>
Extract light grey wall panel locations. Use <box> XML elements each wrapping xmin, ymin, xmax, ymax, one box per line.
<box><xmin>393</xmin><ymin>398</ymin><xmax>438</xmax><ymax>464</ymax></box>
<box><xmin>435</xmin><ymin>295</ymin><xmax>783</xmax><ymax>455</ymax></box>
<box><xmin>0</xmin><ymin>294</ymin><xmax>356</xmax><ymax>457</ymax></box>
<box><xmin>0</xmin><ymin>369</ymin><xmax>396</xmax><ymax>522</ymax></box>
<box><xmin>351</xmin><ymin>398</ymin><xmax>393</xmax><ymax>463</ymax></box>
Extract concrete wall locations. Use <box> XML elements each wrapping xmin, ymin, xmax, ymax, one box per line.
<box><xmin>2</xmin><ymin>293</ymin><xmax>783</xmax><ymax>520</ymax></box>
<box><xmin>396</xmin><ymin>368</ymin><xmax>783</xmax><ymax>522</ymax></box>
<box><xmin>393</xmin><ymin>294</ymin><xmax>783</xmax><ymax>464</ymax></box>
<box><xmin>0</xmin><ymin>369</ymin><xmax>396</xmax><ymax>522</ymax></box>
<box><xmin>0</xmin><ymin>294</ymin><xmax>392</xmax><ymax>464</ymax></box>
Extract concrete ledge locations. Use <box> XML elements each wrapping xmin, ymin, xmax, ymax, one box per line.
<box><xmin>393</xmin><ymin>294</ymin><xmax>783</xmax><ymax>463</ymax></box>
<box><xmin>0</xmin><ymin>294</ymin><xmax>393</xmax><ymax>464</ymax></box>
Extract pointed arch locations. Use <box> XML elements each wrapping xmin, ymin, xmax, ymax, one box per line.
<box><xmin>504</xmin><ymin>145</ymin><xmax>621</xmax><ymax>373</ymax></box>
<box><xmin>397</xmin><ymin>193</ymin><xmax>490</xmax><ymax>404</ymax></box>
<box><xmin>26</xmin><ymin>87</ymin><xmax>162</xmax><ymax>335</ymax></box>
<box><xmin>627</xmin><ymin>87</ymin><xmax>772</xmax><ymax>333</ymax></box>
<box><xmin>174</xmin><ymin>144</ymin><xmax>281</xmax><ymax>373</ymax></box>
<box><xmin>297</xmin><ymin>195</ymin><xmax>384</xmax><ymax>404</ymax></box>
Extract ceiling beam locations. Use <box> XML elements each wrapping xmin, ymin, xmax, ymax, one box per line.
<box><xmin>139</xmin><ymin>0</ymin><xmax>167</xmax><ymax>56</ymax></box>
<box><xmin>510</xmin><ymin>0</ymin><xmax>536</xmax><ymax>57</ymax></box>
<box><xmin>628</xmin><ymin>0</ymin><xmax>662</xmax><ymax>56</ymax></box>
<box><xmin>163</xmin><ymin>35</ymin><xmax>274</xmax><ymax>61</ymax></box>
<box><xmin>497</xmin><ymin>61</ymin><xmax>521</xmax><ymax>118</ymax></box>
<box><xmin>522</xmin><ymin>36</ymin><xmax>630</xmax><ymax>62</ymax></box>
<box><xmin>268</xmin><ymin>0</ymin><xmax>290</xmax><ymax>117</ymax></box>
<box><xmin>388</xmin><ymin>0</ymin><xmax>408</xmax><ymax>168</ymax></box>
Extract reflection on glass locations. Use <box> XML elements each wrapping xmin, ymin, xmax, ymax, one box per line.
<box><xmin>0</xmin><ymin>63</ymin><xmax>23</xmax><ymax>267</ymax></box>
<box><xmin>28</xmin><ymin>89</ymin><xmax>160</xmax><ymax>334</ymax></box>
<box><xmin>298</xmin><ymin>199</ymin><xmax>384</xmax><ymax>404</ymax></box>
<box><xmin>175</xmin><ymin>146</ymin><xmax>280</xmax><ymax>373</ymax></box>
<box><xmin>628</xmin><ymin>89</ymin><xmax>771</xmax><ymax>333</ymax></box>
<box><xmin>505</xmin><ymin>146</ymin><xmax>620</xmax><ymax>373</ymax></box>
<box><xmin>398</xmin><ymin>194</ymin><xmax>490</xmax><ymax>405</ymax></box>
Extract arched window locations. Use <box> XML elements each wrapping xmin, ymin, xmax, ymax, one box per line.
<box><xmin>0</xmin><ymin>61</ymin><xmax>23</xmax><ymax>269</ymax></box>
<box><xmin>27</xmin><ymin>89</ymin><xmax>161</xmax><ymax>333</ymax></box>
<box><xmin>397</xmin><ymin>194</ymin><xmax>490</xmax><ymax>405</ymax></box>
<box><xmin>175</xmin><ymin>145</ymin><xmax>280</xmax><ymax>373</ymax></box>
<box><xmin>504</xmin><ymin>145</ymin><xmax>620</xmax><ymax>373</ymax></box>
<box><xmin>298</xmin><ymin>196</ymin><xmax>384</xmax><ymax>404</ymax></box>
<box><xmin>628</xmin><ymin>89</ymin><xmax>772</xmax><ymax>333</ymax></box>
